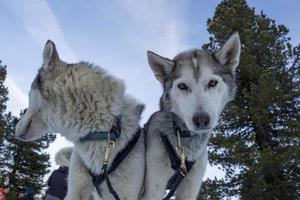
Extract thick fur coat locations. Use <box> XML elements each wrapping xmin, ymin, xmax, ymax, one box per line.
<box><xmin>142</xmin><ymin>33</ymin><xmax>241</xmax><ymax>200</ymax></box>
<box><xmin>15</xmin><ymin>41</ymin><xmax>145</xmax><ymax>200</ymax></box>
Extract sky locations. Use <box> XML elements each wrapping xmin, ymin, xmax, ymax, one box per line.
<box><xmin>0</xmin><ymin>0</ymin><xmax>299</xmax><ymax>180</ymax></box>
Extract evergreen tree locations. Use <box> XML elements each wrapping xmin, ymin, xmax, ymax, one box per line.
<box><xmin>0</xmin><ymin>61</ymin><xmax>9</xmax><ymax>186</ymax></box>
<box><xmin>5</xmin><ymin>112</ymin><xmax>56</xmax><ymax>199</ymax></box>
<box><xmin>0</xmin><ymin>61</ymin><xmax>56</xmax><ymax>198</ymax></box>
<box><xmin>199</xmin><ymin>0</ymin><xmax>300</xmax><ymax>199</ymax></box>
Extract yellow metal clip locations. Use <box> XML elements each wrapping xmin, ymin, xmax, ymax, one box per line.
<box><xmin>176</xmin><ymin>130</ymin><xmax>187</xmax><ymax>176</ymax></box>
<box><xmin>103</xmin><ymin>140</ymin><xmax>115</xmax><ymax>165</ymax></box>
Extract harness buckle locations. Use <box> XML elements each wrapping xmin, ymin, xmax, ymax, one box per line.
<box><xmin>176</xmin><ymin>130</ymin><xmax>187</xmax><ymax>176</ymax></box>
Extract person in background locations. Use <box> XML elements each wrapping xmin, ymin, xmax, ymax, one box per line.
<box><xmin>0</xmin><ymin>188</ymin><xmax>9</xmax><ymax>200</ymax></box>
<box><xmin>45</xmin><ymin>147</ymin><xmax>72</xmax><ymax>200</ymax></box>
<box><xmin>23</xmin><ymin>188</ymin><xmax>33</xmax><ymax>200</ymax></box>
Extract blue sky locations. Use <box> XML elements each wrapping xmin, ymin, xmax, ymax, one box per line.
<box><xmin>1</xmin><ymin>0</ymin><xmax>299</xmax><ymax>178</ymax></box>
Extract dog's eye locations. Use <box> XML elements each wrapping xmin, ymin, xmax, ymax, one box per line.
<box><xmin>208</xmin><ymin>80</ymin><xmax>218</xmax><ymax>88</ymax></box>
<box><xmin>177</xmin><ymin>83</ymin><xmax>189</xmax><ymax>91</ymax></box>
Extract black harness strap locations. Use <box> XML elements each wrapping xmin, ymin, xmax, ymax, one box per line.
<box><xmin>89</xmin><ymin>129</ymin><xmax>141</xmax><ymax>199</ymax></box>
<box><xmin>102</xmin><ymin>163</ymin><xmax>120</xmax><ymax>200</ymax></box>
<box><xmin>160</xmin><ymin>134</ymin><xmax>195</xmax><ymax>200</ymax></box>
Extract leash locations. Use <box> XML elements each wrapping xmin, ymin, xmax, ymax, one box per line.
<box><xmin>160</xmin><ymin>130</ymin><xmax>195</xmax><ymax>200</ymax></box>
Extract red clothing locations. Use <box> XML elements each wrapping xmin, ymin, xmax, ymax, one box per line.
<box><xmin>0</xmin><ymin>188</ymin><xmax>6</xmax><ymax>200</ymax></box>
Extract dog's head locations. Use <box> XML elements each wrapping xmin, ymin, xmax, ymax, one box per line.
<box><xmin>147</xmin><ymin>33</ymin><xmax>241</xmax><ymax>135</ymax></box>
<box><xmin>15</xmin><ymin>40</ymin><xmax>125</xmax><ymax>141</ymax></box>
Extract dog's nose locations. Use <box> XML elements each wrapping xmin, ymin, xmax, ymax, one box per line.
<box><xmin>192</xmin><ymin>111</ymin><xmax>210</xmax><ymax>129</ymax></box>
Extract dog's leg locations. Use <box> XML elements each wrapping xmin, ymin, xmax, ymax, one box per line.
<box><xmin>175</xmin><ymin>151</ymin><xmax>208</xmax><ymax>200</ymax></box>
<box><xmin>142</xmin><ymin>145</ymin><xmax>173</xmax><ymax>200</ymax></box>
<box><xmin>142</xmin><ymin>163</ymin><xmax>170</xmax><ymax>200</ymax></box>
<box><xmin>65</xmin><ymin>150</ymin><xmax>95</xmax><ymax>200</ymax></box>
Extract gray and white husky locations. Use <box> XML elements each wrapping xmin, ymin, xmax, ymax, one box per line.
<box><xmin>142</xmin><ymin>33</ymin><xmax>241</xmax><ymax>200</ymax></box>
<box><xmin>14</xmin><ymin>41</ymin><xmax>145</xmax><ymax>200</ymax></box>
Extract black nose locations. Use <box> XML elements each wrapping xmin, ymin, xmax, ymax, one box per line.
<box><xmin>192</xmin><ymin>111</ymin><xmax>210</xmax><ymax>129</ymax></box>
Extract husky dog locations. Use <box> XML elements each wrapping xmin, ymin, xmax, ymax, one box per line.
<box><xmin>14</xmin><ymin>41</ymin><xmax>145</xmax><ymax>200</ymax></box>
<box><xmin>143</xmin><ymin>33</ymin><xmax>241</xmax><ymax>200</ymax></box>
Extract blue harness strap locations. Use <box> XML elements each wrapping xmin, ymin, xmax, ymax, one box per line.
<box><xmin>79</xmin><ymin>115</ymin><xmax>121</xmax><ymax>143</ymax></box>
<box><xmin>79</xmin><ymin>131</ymin><xmax>120</xmax><ymax>142</ymax></box>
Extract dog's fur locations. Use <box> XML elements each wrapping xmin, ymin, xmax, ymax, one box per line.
<box><xmin>55</xmin><ymin>147</ymin><xmax>73</xmax><ymax>167</ymax></box>
<box><xmin>15</xmin><ymin>41</ymin><xmax>145</xmax><ymax>200</ymax></box>
<box><xmin>142</xmin><ymin>33</ymin><xmax>241</xmax><ymax>200</ymax></box>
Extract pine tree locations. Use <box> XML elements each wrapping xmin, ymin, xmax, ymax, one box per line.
<box><xmin>5</xmin><ymin>112</ymin><xmax>56</xmax><ymax>199</ymax></box>
<box><xmin>199</xmin><ymin>0</ymin><xmax>300</xmax><ymax>199</ymax></box>
<box><xmin>0</xmin><ymin>61</ymin><xmax>56</xmax><ymax>198</ymax></box>
<box><xmin>0</xmin><ymin>61</ymin><xmax>9</xmax><ymax>186</ymax></box>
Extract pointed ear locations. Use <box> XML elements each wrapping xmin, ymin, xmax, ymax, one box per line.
<box><xmin>43</xmin><ymin>40</ymin><xmax>59</xmax><ymax>69</ymax></box>
<box><xmin>215</xmin><ymin>32</ymin><xmax>241</xmax><ymax>70</ymax></box>
<box><xmin>135</xmin><ymin>104</ymin><xmax>145</xmax><ymax>119</ymax></box>
<box><xmin>147</xmin><ymin>51</ymin><xmax>175</xmax><ymax>84</ymax></box>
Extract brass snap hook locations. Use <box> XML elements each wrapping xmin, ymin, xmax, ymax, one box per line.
<box><xmin>176</xmin><ymin>130</ymin><xmax>187</xmax><ymax>176</ymax></box>
<box><xmin>103</xmin><ymin>140</ymin><xmax>115</xmax><ymax>165</ymax></box>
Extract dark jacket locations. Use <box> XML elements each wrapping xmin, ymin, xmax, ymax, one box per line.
<box><xmin>46</xmin><ymin>167</ymin><xmax>68</xmax><ymax>199</ymax></box>
<box><xmin>23</xmin><ymin>188</ymin><xmax>33</xmax><ymax>200</ymax></box>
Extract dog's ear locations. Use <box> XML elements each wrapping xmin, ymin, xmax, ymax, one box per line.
<box><xmin>147</xmin><ymin>51</ymin><xmax>175</xmax><ymax>84</ymax></box>
<box><xmin>215</xmin><ymin>32</ymin><xmax>241</xmax><ymax>71</ymax></box>
<box><xmin>135</xmin><ymin>104</ymin><xmax>145</xmax><ymax>119</ymax></box>
<box><xmin>43</xmin><ymin>40</ymin><xmax>60</xmax><ymax>69</ymax></box>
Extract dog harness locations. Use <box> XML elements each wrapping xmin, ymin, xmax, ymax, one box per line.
<box><xmin>145</xmin><ymin>111</ymin><xmax>196</xmax><ymax>200</ymax></box>
<box><xmin>79</xmin><ymin>116</ymin><xmax>141</xmax><ymax>200</ymax></box>
<box><xmin>160</xmin><ymin>130</ymin><xmax>195</xmax><ymax>200</ymax></box>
